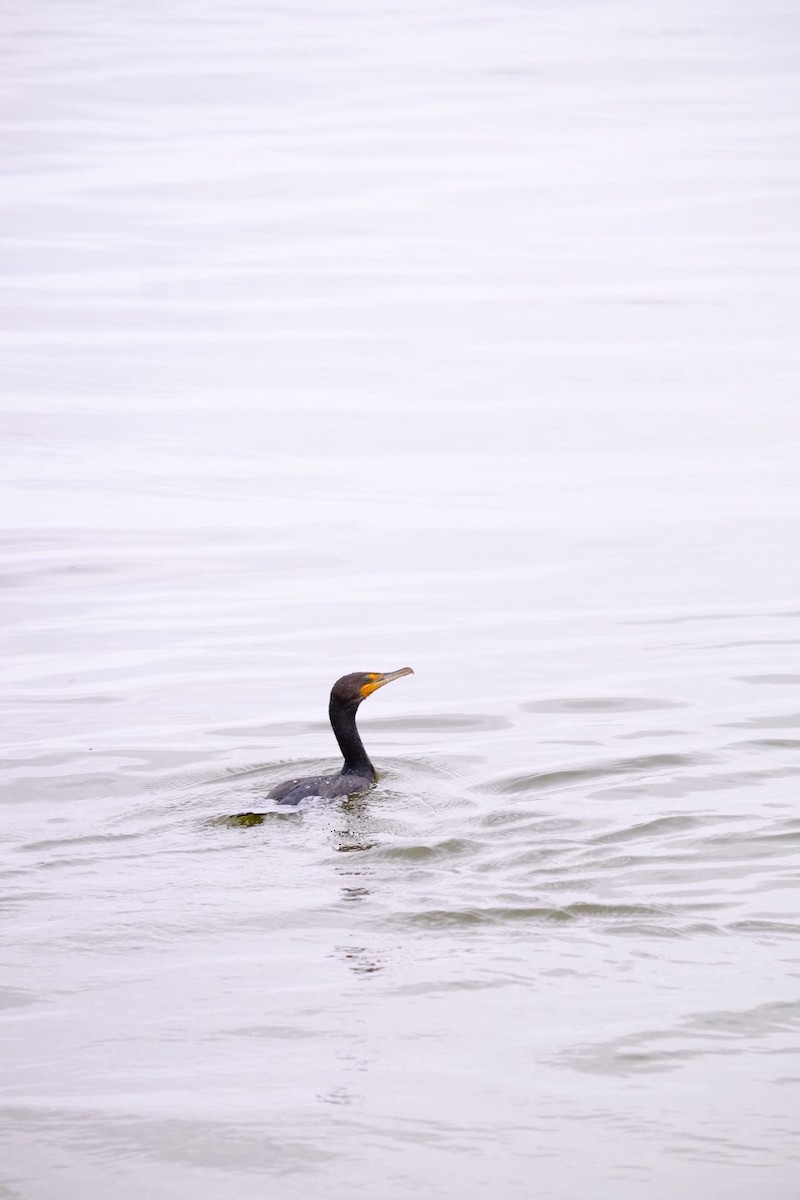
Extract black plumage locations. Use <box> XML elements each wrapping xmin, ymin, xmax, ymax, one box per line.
<box><xmin>269</xmin><ymin>668</ymin><xmax>413</xmax><ymax>805</ymax></box>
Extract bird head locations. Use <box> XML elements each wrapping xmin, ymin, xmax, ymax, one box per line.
<box><xmin>330</xmin><ymin>668</ymin><xmax>414</xmax><ymax>710</ymax></box>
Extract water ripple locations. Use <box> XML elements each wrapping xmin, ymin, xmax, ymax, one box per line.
<box><xmin>485</xmin><ymin>753</ymin><xmax>702</xmax><ymax>795</ymax></box>
<box><xmin>523</xmin><ymin>697</ymin><xmax>687</xmax><ymax>713</ymax></box>
<box><xmin>398</xmin><ymin>902</ymin><xmax>671</xmax><ymax>929</ymax></box>
<box><xmin>559</xmin><ymin>1000</ymin><xmax>800</xmax><ymax>1077</ymax></box>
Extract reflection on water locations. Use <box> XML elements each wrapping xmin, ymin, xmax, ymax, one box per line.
<box><xmin>3</xmin><ymin>0</ymin><xmax>800</xmax><ymax>1197</ymax></box>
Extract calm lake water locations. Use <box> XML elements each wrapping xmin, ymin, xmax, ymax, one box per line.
<box><xmin>2</xmin><ymin>1</ymin><xmax>800</xmax><ymax>1197</ymax></box>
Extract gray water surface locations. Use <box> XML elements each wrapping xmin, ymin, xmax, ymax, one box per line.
<box><xmin>2</xmin><ymin>2</ymin><xmax>800</xmax><ymax>1198</ymax></box>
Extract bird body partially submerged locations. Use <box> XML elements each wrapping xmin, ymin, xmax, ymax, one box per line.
<box><xmin>268</xmin><ymin>668</ymin><xmax>413</xmax><ymax>805</ymax></box>
<box><xmin>268</xmin><ymin>771</ymin><xmax>370</xmax><ymax>806</ymax></box>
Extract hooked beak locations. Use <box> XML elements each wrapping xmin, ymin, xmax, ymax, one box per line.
<box><xmin>360</xmin><ymin>666</ymin><xmax>414</xmax><ymax>699</ymax></box>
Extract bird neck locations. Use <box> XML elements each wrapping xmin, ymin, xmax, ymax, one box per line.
<box><xmin>329</xmin><ymin>696</ymin><xmax>375</xmax><ymax>779</ymax></box>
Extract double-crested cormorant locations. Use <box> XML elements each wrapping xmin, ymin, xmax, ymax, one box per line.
<box><xmin>269</xmin><ymin>668</ymin><xmax>414</xmax><ymax>805</ymax></box>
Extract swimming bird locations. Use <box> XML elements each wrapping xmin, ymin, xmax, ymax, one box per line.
<box><xmin>269</xmin><ymin>668</ymin><xmax>414</xmax><ymax>805</ymax></box>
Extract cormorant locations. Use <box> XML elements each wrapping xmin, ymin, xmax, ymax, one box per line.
<box><xmin>268</xmin><ymin>668</ymin><xmax>414</xmax><ymax>805</ymax></box>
